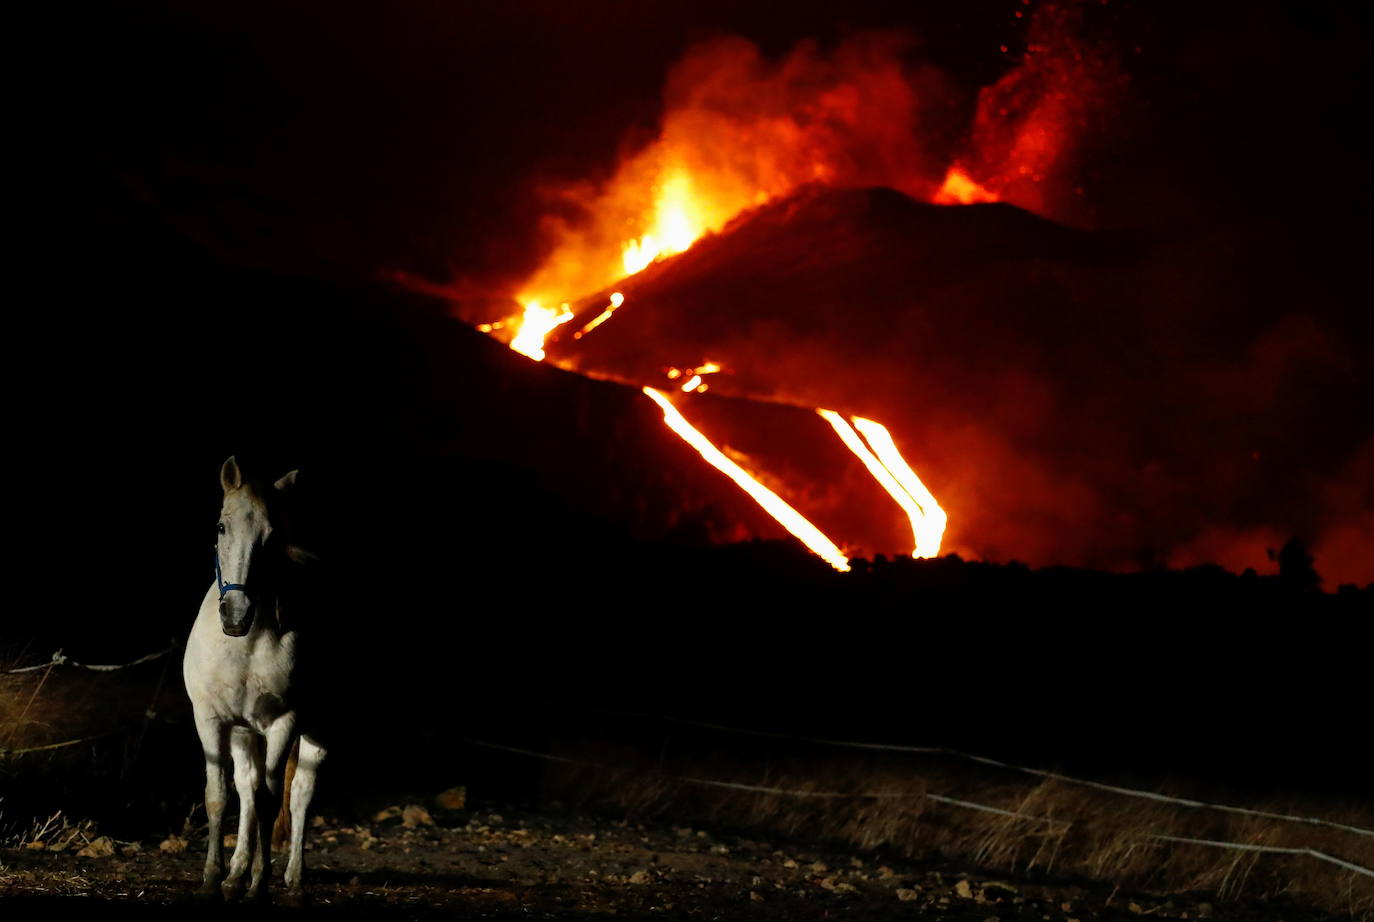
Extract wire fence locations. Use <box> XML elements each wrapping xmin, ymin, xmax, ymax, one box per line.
<box><xmin>583</xmin><ymin>706</ymin><xmax>1374</xmax><ymax>839</ymax></box>
<box><xmin>4</xmin><ymin>641</ymin><xmax>179</xmax><ymax>674</ymax></box>
<box><xmin>2</xmin><ymin>640</ymin><xmax>179</xmax><ymax>758</ymax></box>
<box><xmin>462</xmin><ymin>737</ymin><xmax>1374</xmax><ymax>880</ymax></box>
<box><xmin>5</xmin><ymin>639</ymin><xmax>1372</xmax><ymax>884</ymax></box>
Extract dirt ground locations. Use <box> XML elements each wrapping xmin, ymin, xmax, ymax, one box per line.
<box><xmin>0</xmin><ymin>802</ymin><xmax>1333</xmax><ymax>921</ymax></box>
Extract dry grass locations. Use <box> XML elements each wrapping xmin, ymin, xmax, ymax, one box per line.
<box><xmin>6</xmin><ymin>811</ymin><xmax>101</xmax><ymax>852</ymax></box>
<box><xmin>0</xmin><ymin>645</ymin><xmax>188</xmax><ymax>848</ymax></box>
<box><xmin>541</xmin><ymin>740</ymin><xmax>1374</xmax><ymax>919</ymax></box>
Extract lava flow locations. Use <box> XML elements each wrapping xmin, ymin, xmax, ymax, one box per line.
<box><xmin>467</xmin><ymin>31</ymin><xmax>1109</xmax><ymax>566</ymax></box>
<box><xmin>644</xmin><ymin>387</ymin><xmax>851</xmax><ymax>572</ymax></box>
<box><xmin>481</xmin><ymin>149</ymin><xmax>950</xmax><ymax>568</ymax></box>
<box><xmin>488</xmin><ymin>181</ymin><xmax>947</xmax><ymax>568</ymax></box>
<box><xmin>819</xmin><ymin>411</ymin><xmax>946</xmax><ymax>559</ymax></box>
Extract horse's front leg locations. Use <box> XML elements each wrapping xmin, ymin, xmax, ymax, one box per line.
<box><xmin>249</xmin><ymin>716</ymin><xmax>297</xmax><ymax>900</ymax></box>
<box><xmin>194</xmin><ymin>712</ymin><xmax>230</xmax><ymax>897</ymax></box>
<box><xmin>222</xmin><ymin>727</ymin><xmax>262</xmax><ymax>900</ymax></box>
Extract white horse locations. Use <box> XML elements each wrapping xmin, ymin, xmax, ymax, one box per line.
<box><xmin>183</xmin><ymin>456</ymin><xmax>325</xmax><ymax>901</ymax></box>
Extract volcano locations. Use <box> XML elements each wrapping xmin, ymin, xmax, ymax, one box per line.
<box><xmin>483</xmin><ymin>185</ymin><xmax>1370</xmax><ymax>580</ymax></box>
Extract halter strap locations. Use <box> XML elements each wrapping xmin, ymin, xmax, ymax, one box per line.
<box><xmin>214</xmin><ymin>550</ymin><xmax>249</xmax><ymax>600</ymax></box>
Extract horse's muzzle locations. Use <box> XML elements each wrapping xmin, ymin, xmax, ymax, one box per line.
<box><xmin>219</xmin><ymin>597</ymin><xmax>256</xmax><ymax>637</ymax></box>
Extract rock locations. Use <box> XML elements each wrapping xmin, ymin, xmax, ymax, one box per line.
<box><xmin>402</xmin><ymin>804</ymin><xmax>435</xmax><ymax>828</ymax></box>
<box><xmin>782</xmin><ymin>858</ymin><xmax>798</xmax><ymax>869</ymax></box>
<box><xmin>628</xmin><ymin>870</ymin><xmax>651</xmax><ymax>885</ymax></box>
<box><xmin>819</xmin><ymin>877</ymin><xmax>838</xmax><ymax>891</ymax></box>
<box><xmin>435</xmin><ymin>786</ymin><xmax>467</xmax><ymax>810</ymax></box>
<box><xmin>77</xmin><ymin>836</ymin><xmax>116</xmax><ymax>858</ymax></box>
<box><xmin>896</xmin><ymin>888</ymin><xmax>919</xmax><ymax>902</ymax></box>
<box><xmin>955</xmin><ymin>879</ymin><xmax>974</xmax><ymax>899</ymax></box>
<box><xmin>159</xmin><ymin>835</ymin><xmax>188</xmax><ymax>854</ymax></box>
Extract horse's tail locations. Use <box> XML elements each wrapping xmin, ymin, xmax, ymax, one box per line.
<box><xmin>272</xmin><ymin>737</ymin><xmax>300</xmax><ymax>850</ymax></box>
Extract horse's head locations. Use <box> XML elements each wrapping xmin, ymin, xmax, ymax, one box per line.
<box><xmin>215</xmin><ymin>456</ymin><xmax>298</xmax><ymax>637</ymax></box>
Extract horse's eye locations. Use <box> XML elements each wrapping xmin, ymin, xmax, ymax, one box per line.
<box><xmin>218</xmin><ymin>522</ymin><xmax>226</xmax><ymax>535</ymax></box>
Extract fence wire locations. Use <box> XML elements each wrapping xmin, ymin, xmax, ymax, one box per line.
<box><xmin>583</xmin><ymin>707</ymin><xmax>1374</xmax><ymax>839</ymax></box>
<box><xmin>463</xmin><ymin>737</ymin><xmax>1374</xmax><ymax>880</ymax></box>
<box><xmin>4</xmin><ymin>642</ymin><xmax>178</xmax><ymax>674</ymax></box>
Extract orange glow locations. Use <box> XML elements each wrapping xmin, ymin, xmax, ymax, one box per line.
<box><xmin>819</xmin><ymin>410</ymin><xmax>945</xmax><ymax>558</ymax></box>
<box><xmin>676</xmin><ymin>361</ymin><xmax>723</xmax><ymax>392</ymax></box>
<box><xmin>933</xmin><ymin>166</ymin><xmax>999</xmax><ymax>205</ymax></box>
<box><xmin>513</xmin><ymin>35</ymin><xmax>950</xmax><ymax>312</ymax></box>
<box><xmin>469</xmin><ymin>34</ymin><xmax>1067</xmax><ymax>561</ymax></box>
<box><xmin>851</xmin><ymin>417</ymin><xmax>946</xmax><ymax>557</ymax></box>
<box><xmin>574</xmin><ymin>291</ymin><xmax>626</xmax><ymax>340</ymax></box>
<box><xmin>622</xmin><ymin>172</ymin><xmax>707</xmax><ymax>276</ymax></box>
<box><xmin>509</xmin><ymin>301</ymin><xmax>573</xmax><ymax>362</ymax></box>
<box><xmin>643</xmin><ymin>387</ymin><xmax>850</xmax><ymax>572</ymax></box>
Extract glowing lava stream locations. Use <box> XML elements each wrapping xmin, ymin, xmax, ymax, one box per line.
<box><xmin>642</xmin><ymin>387</ymin><xmax>851</xmax><ymax>572</ymax></box>
<box><xmin>818</xmin><ymin>411</ymin><xmax>946</xmax><ymax>558</ymax></box>
<box><xmin>574</xmin><ymin>292</ymin><xmax>624</xmax><ymax>340</ymax></box>
<box><xmin>496</xmin><ymin>161</ymin><xmax>950</xmax><ymax>566</ymax></box>
<box><xmin>851</xmin><ymin>417</ymin><xmax>947</xmax><ymax>554</ymax></box>
<box><xmin>510</xmin><ymin>301</ymin><xmax>574</xmax><ymax>361</ymax></box>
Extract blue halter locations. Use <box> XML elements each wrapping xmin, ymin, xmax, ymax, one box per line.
<box><xmin>214</xmin><ymin>549</ymin><xmax>249</xmax><ymax>600</ymax></box>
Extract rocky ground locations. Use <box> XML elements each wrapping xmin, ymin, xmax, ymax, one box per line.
<box><xmin>0</xmin><ymin>802</ymin><xmax>1331</xmax><ymax>920</ymax></box>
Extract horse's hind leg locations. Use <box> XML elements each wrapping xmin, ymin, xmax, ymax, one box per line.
<box><xmin>222</xmin><ymin>727</ymin><xmax>262</xmax><ymax>899</ymax></box>
<box><xmin>284</xmin><ymin>735</ymin><xmax>326</xmax><ymax>896</ymax></box>
<box><xmin>250</xmin><ymin>718</ymin><xmax>297</xmax><ymax>899</ymax></box>
<box><xmin>272</xmin><ymin>739</ymin><xmax>300</xmax><ymax>850</ymax></box>
<box><xmin>194</xmin><ymin>712</ymin><xmax>230</xmax><ymax>896</ymax></box>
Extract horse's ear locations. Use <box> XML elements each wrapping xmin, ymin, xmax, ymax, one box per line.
<box><xmin>220</xmin><ymin>456</ymin><xmax>243</xmax><ymax>493</ymax></box>
<box><xmin>274</xmin><ymin>470</ymin><xmax>299</xmax><ymax>493</ymax></box>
